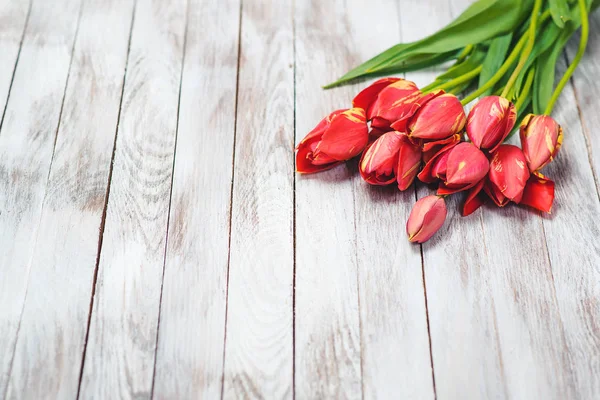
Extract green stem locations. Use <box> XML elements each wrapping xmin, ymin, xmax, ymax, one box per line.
<box><xmin>461</xmin><ymin>9</ymin><xmax>552</xmax><ymax>106</ymax></box>
<box><xmin>544</xmin><ymin>0</ymin><xmax>589</xmax><ymax>115</ymax></box>
<box><xmin>501</xmin><ymin>0</ymin><xmax>543</xmax><ymax>98</ymax></box>
<box><xmin>515</xmin><ymin>68</ymin><xmax>535</xmax><ymax>112</ymax></box>
<box><xmin>424</xmin><ymin>65</ymin><xmax>483</xmax><ymax>94</ymax></box>
<box><xmin>456</xmin><ymin>45</ymin><xmax>474</xmax><ymax>64</ymax></box>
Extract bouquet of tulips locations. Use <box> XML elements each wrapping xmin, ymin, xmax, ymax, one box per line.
<box><xmin>295</xmin><ymin>0</ymin><xmax>594</xmax><ymax>243</ymax></box>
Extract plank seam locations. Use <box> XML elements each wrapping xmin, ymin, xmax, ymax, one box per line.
<box><xmin>291</xmin><ymin>0</ymin><xmax>297</xmax><ymax>397</ymax></box>
<box><xmin>75</xmin><ymin>1</ymin><xmax>138</xmax><ymax>397</ymax></box>
<box><xmin>351</xmin><ymin>168</ymin><xmax>365</xmax><ymax>400</ymax></box>
<box><xmin>149</xmin><ymin>0</ymin><xmax>192</xmax><ymax>396</ymax></box>
<box><xmin>220</xmin><ymin>1</ymin><xmax>244</xmax><ymax>397</ymax></box>
<box><xmin>2</xmin><ymin>0</ymin><xmax>84</xmax><ymax>396</ymax></box>
<box><xmin>0</xmin><ymin>0</ymin><xmax>32</xmax><ymax>136</ymax></box>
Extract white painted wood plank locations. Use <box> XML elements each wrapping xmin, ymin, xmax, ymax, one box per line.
<box><xmin>78</xmin><ymin>0</ymin><xmax>187</xmax><ymax>398</ymax></box>
<box><xmin>152</xmin><ymin>0</ymin><xmax>240</xmax><ymax>398</ymax></box>
<box><xmin>2</xmin><ymin>1</ymin><xmax>135</xmax><ymax>398</ymax></box>
<box><xmin>0</xmin><ymin>0</ymin><xmax>82</xmax><ymax>395</ymax></box>
<box><xmin>346</xmin><ymin>1</ymin><xmax>435</xmax><ymax>398</ymax></box>
<box><xmin>0</xmin><ymin>0</ymin><xmax>29</xmax><ymax>120</ymax></box>
<box><xmin>222</xmin><ymin>0</ymin><xmax>294</xmax><ymax>397</ymax></box>
<box><xmin>294</xmin><ymin>0</ymin><xmax>363</xmax><ymax>398</ymax></box>
<box><xmin>403</xmin><ymin>1</ymin><xmax>507</xmax><ymax>398</ymax></box>
<box><xmin>568</xmin><ymin>11</ymin><xmax>600</xmax><ymax>195</ymax></box>
<box><xmin>540</xmin><ymin>47</ymin><xmax>600</xmax><ymax>399</ymax></box>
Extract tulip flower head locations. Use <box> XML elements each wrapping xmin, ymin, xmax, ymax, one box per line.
<box><xmin>353</xmin><ymin>78</ymin><xmax>422</xmax><ymax>130</ymax></box>
<box><xmin>519</xmin><ymin>114</ymin><xmax>563</xmax><ymax>172</ymax></box>
<box><xmin>436</xmin><ymin>142</ymin><xmax>490</xmax><ymax>195</ymax></box>
<box><xmin>486</xmin><ymin>144</ymin><xmax>531</xmax><ymax>206</ymax></box>
<box><xmin>407</xmin><ymin>195</ymin><xmax>447</xmax><ymax>243</ymax></box>
<box><xmin>359</xmin><ymin>131</ymin><xmax>421</xmax><ymax>190</ymax></box>
<box><xmin>401</xmin><ymin>93</ymin><xmax>467</xmax><ymax>140</ymax></box>
<box><xmin>466</xmin><ymin>96</ymin><xmax>516</xmax><ymax>152</ymax></box>
<box><xmin>296</xmin><ymin>108</ymin><xmax>369</xmax><ymax>174</ymax></box>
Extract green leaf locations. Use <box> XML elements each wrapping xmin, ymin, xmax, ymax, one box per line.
<box><xmin>549</xmin><ymin>0</ymin><xmax>572</xmax><ymax>27</ymax></box>
<box><xmin>436</xmin><ymin>45</ymin><xmax>487</xmax><ymax>81</ymax></box>
<box><xmin>479</xmin><ymin>33</ymin><xmax>513</xmax><ymax>95</ymax></box>
<box><xmin>327</xmin><ymin>0</ymin><xmax>535</xmax><ymax>87</ymax></box>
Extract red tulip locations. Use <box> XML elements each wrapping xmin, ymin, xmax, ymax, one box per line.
<box><xmin>402</xmin><ymin>93</ymin><xmax>467</xmax><ymax>140</ymax></box>
<box><xmin>360</xmin><ymin>131</ymin><xmax>404</xmax><ymax>186</ymax></box>
<box><xmin>353</xmin><ymin>78</ymin><xmax>423</xmax><ymax>130</ymax></box>
<box><xmin>434</xmin><ymin>142</ymin><xmax>490</xmax><ymax>195</ymax></box>
<box><xmin>466</xmin><ymin>96</ymin><xmax>516</xmax><ymax>152</ymax></box>
<box><xmin>359</xmin><ymin>131</ymin><xmax>421</xmax><ymax>190</ymax></box>
<box><xmin>296</xmin><ymin>108</ymin><xmax>368</xmax><ymax>174</ymax></box>
<box><xmin>486</xmin><ymin>144</ymin><xmax>530</xmax><ymax>206</ymax></box>
<box><xmin>520</xmin><ymin>172</ymin><xmax>555</xmax><ymax>213</ymax></box>
<box><xmin>407</xmin><ymin>195</ymin><xmax>447</xmax><ymax>243</ymax></box>
<box><xmin>519</xmin><ymin>114</ymin><xmax>563</xmax><ymax>172</ymax></box>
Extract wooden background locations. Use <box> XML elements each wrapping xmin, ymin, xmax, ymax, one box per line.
<box><xmin>0</xmin><ymin>0</ymin><xmax>599</xmax><ymax>398</ymax></box>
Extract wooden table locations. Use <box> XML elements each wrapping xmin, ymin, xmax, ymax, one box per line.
<box><xmin>1</xmin><ymin>0</ymin><xmax>599</xmax><ymax>398</ymax></box>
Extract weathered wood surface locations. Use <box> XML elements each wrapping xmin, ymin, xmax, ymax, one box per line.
<box><xmin>0</xmin><ymin>0</ymin><xmax>599</xmax><ymax>398</ymax></box>
<box><xmin>3</xmin><ymin>0</ymin><xmax>135</xmax><ymax>398</ymax></box>
<box><xmin>153</xmin><ymin>0</ymin><xmax>240</xmax><ymax>398</ymax></box>
<box><xmin>78</xmin><ymin>0</ymin><xmax>187</xmax><ymax>397</ymax></box>
<box><xmin>0</xmin><ymin>0</ymin><xmax>82</xmax><ymax>396</ymax></box>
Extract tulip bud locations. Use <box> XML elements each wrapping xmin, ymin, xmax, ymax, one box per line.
<box><xmin>436</xmin><ymin>142</ymin><xmax>489</xmax><ymax>195</ymax></box>
<box><xmin>486</xmin><ymin>144</ymin><xmax>530</xmax><ymax>206</ymax></box>
<box><xmin>352</xmin><ymin>78</ymin><xmax>422</xmax><ymax>130</ymax></box>
<box><xmin>296</xmin><ymin>108</ymin><xmax>368</xmax><ymax>174</ymax></box>
<box><xmin>466</xmin><ymin>96</ymin><xmax>516</xmax><ymax>152</ymax></box>
<box><xmin>406</xmin><ymin>93</ymin><xmax>466</xmax><ymax>140</ymax></box>
<box><xmin>360</xmin><ymin>131</ymin><xmax>404</xmax><ymax>186</ymax></box>
<box><xmin>520</xmin><ymin>172</ymin><xmax>555</xmax><ymax>213</ymax></box>
<box><xmin>407</xmin><ymin>196</ymin><xmax>447</xmax><ymax>243</ymax></box>
<box><xmin>519</xmin><ymin>114</ymin><xmax>563</xmax><ymax>172</ymax></box>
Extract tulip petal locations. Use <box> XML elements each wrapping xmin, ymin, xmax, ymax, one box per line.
<box><xmin>519</xmin><ymin>114</ymin><xmax>563</xmax><ymax>172</ymax></box>
<box><xmin>360</xmin><ymin>131</ymin><xmax>403</xmax><ymax>185</ymax></box>
<box><xmin>422</xmin><ymin>134</ymin><xmax>461</xmax><ymax>164</ymax></box>
<box><xmin>318</xmin><ymin>108</ymin><xmax>369</xmax><ymax>160</ymax></box>
<box><xmin>407</xmin><ymin>196</ymin><xmax>447</xmax><ymax>243</ymax></box>
<box><xmin>445</xmin><ymin>142</ymin><xmax>490</xmax><ymax>187</ymax></box>
<box><xmin>520</xmin><ymin>172</ymin><xmax>555</xmax><ymax>213</ymax></box>
<box><xmin>297</xmin><ymin>109</ymin><xmax>347</xmax><ymax>148</ymax></box>
<box><xmin>463</xmin><ymin>179</ymin><xmax>486</xmax><ymax>216</ymax></box>
<box><xmin>484</xmin><ymin>179</ymin><xmax>509</xmax><ymax>207</ymax></box>
<box><xmin>488</xmin><ymin>144</ymin><xmax>530</xmax><ymax>201</ymax></box>
<box><xmin>296</xmin><ymin>139</ymin><xmax>341</xmax><ymax>174</ymax></box>
<box><xmin>353</xmin><ymin>78</ymin><xmax>400</xmax><ymax>118</ymax></box>
<box><xmin>370</xmin><ymin>79</ymin><xmax>420</xmax><ymax>122</ymax></box>
<box><xmin>409</xmin><ymin>93</ymin><xmax>466</xmax><ymax>140</ymax></box>
<box><xmin>397</xmin><ymin>135</ymin><xmax>422</xmax><ymax>191</ymax></box>
<box><xmin>466</xmin><ymin>96</ymin><xmax>516</xmax><ymax>152</ymax></box>
<box><xmin>390</xmin><ymin>90</ymin><xmax>442</xmax><ymax>133</ymax></box>
<box><xmin>418</xmin><ymin>140</ymin><xmax>458</xmax><ymax>184</ymax></box>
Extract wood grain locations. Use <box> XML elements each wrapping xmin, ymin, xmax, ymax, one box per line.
<box><xmin>77</xmin><ymin>0</ymin><xmax>187</xmax><ymax>398</ymax></box>
<box><xmin>2</xmin><ymin>1</ymin><xmax>135</xmax><ymax>398</ymax></box>
<box><xmin>294</xmin><ymin>0</ymin><xmax>363</xmax><ymax>397</ymax></box>
<box><xmin>0</xmin><ymin>0</ymin><xmax>82</xmax><ymax>395</ymax></box>
<box><xmin>152</xmin><ymin>0</ymin><xmax>240</xmax><ymax>398</ymax></box>
<box><xmin>348</xmin><ymin>1</ymin><xmax>435</xmax><ymax>398</ymax></box>
<box><xmin>0</xmin><ymin>0</ymin><xmax>29</xmax><ymax>122</ymax></box>
<box><xmin>221</xmin><ymin>0</ymin><xmax>294</xmax><ymax>398</ymax></box>
<box><xmin>539</xmin><ymin>50</ymin><xmax>600</xmax><ymax>399</ymax></box>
